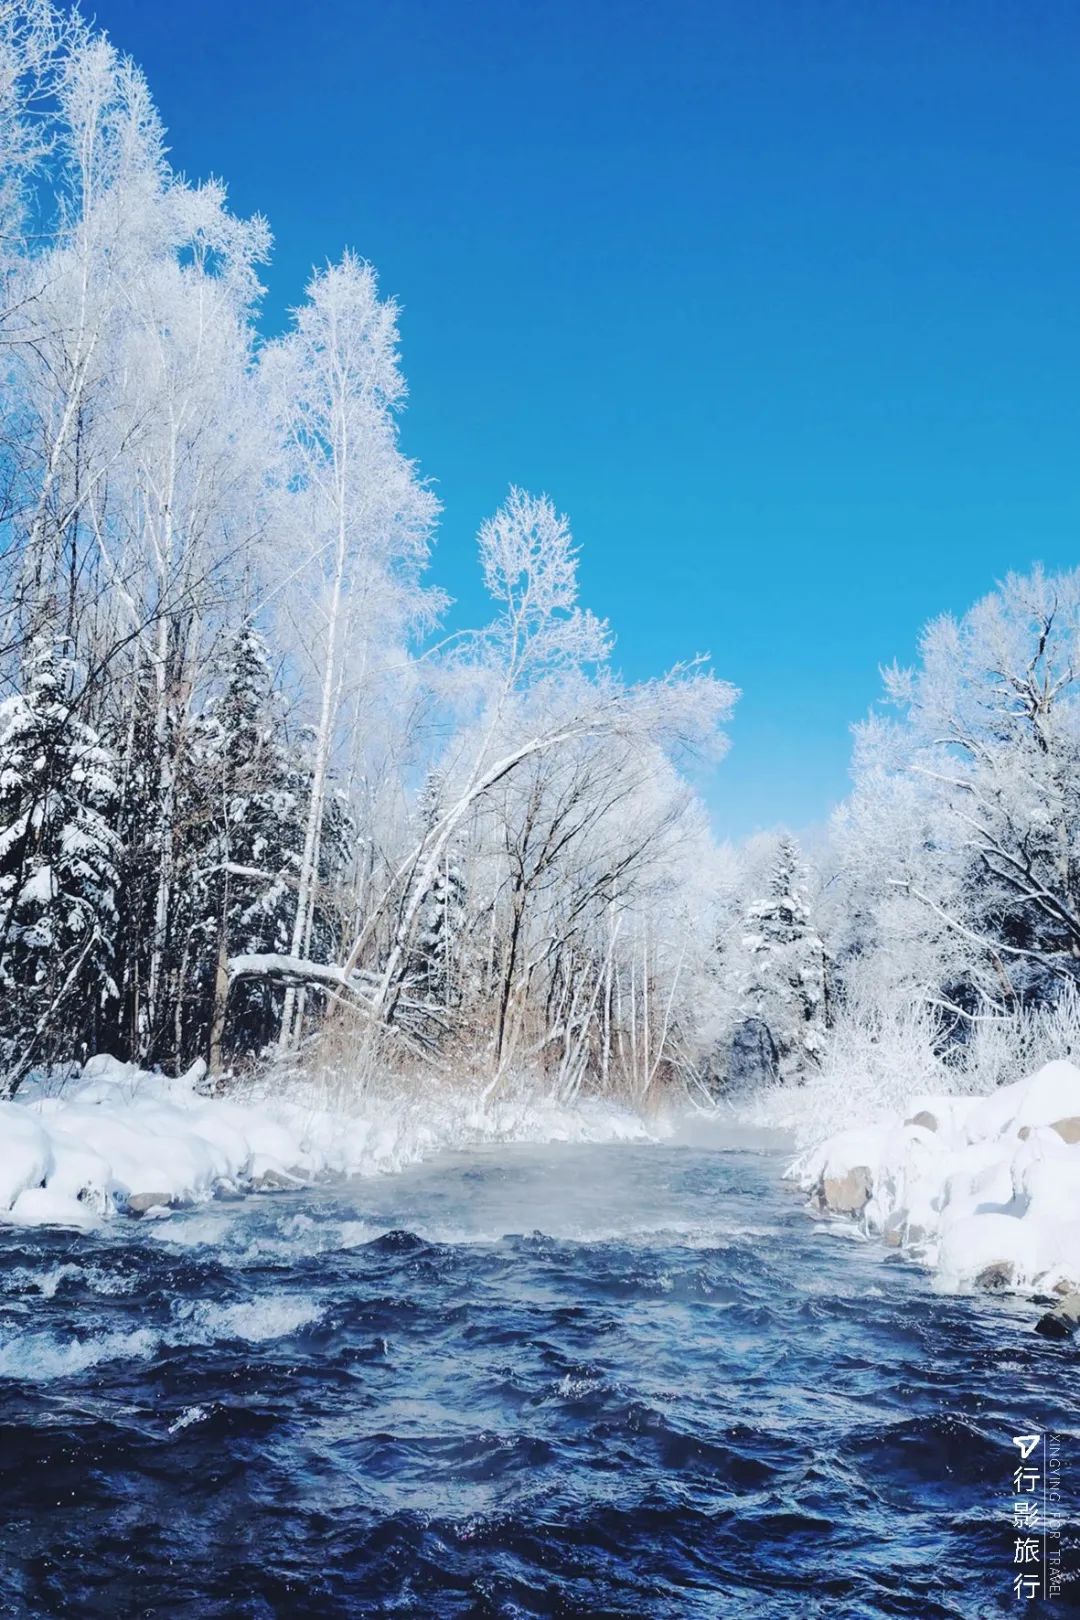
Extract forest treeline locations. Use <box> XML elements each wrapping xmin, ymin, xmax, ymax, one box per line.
<box><xmin>1</xmin><ymin>3</ymin><xmax>1077</xmax><ymax>1101</ymax></box>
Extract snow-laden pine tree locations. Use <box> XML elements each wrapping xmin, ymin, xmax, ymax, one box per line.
<box><xmin>406</xmin><ymin>774</ymin><xmax>467</xmax><ymax>1010</ymax></box>
<box><xmin>0</xmin><ymin>633</ymin><xmax>119</xmax><ymax>1088</ymax></box>
<box><xmin>178</xmin><ymin>626</ymin><xmax>303</xmax><ymax>1066</ymax></box>
<box><xmin>736</xmin><ymin>836</ymin><xmax>827</xmax><ymax>1082</ymax></box>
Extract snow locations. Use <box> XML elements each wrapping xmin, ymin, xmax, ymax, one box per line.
<box><xmin>17</xmin><ymin>864</ymin><xmax>56</xmax><ymax>905</ymax></box>
<box><xmin>814</xmin><ymin>1127</ymin><xmax>890</xmax><ymax>1183</ymax></box>
<box><xmin>966</xmin><ymin>1059</ymin><xmax>1080</xmax><ymax>1138</ymax></box>
<box><xmin>228</xmin><ymin>953</ymin><xmax>351</xmax><ymax>989</ymax></box>
<box><xmin>0</xmin><ymin>1056</ymin><xmax>656</xmax><ymax>1231</ymax></box>
<box><xmin>0</xmin><ymin>1110</ymin><xmax>54</xmax><ymax>1210</ymax></box>
<box><xmin>788</xmin><ymin>1058</ymin><xmax>1080</xmax><ymax>1296</ymax></box>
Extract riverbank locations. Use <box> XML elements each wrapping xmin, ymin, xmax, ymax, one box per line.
<box><xmin>10</xmin><ymin>1049</ymin><xmax>1080</xmax><ymax>1331</ymax></box>
<box><xmin>782</xmin><ymin>1058</ymin><xmax>1080</xmax><ymax>1311</ymax></box>
<box><xmin>0</xmin><ymin>1057</ymin><xmax>655</xmax><ymax>1229</ymax></box>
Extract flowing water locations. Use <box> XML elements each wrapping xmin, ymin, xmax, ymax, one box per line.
<box><xmin>0</xmin><ymin>1118</ymin><xmax>1076</xmax><ymax>1618</ymax></box>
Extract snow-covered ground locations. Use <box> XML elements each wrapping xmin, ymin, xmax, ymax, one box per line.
<box><xmin>787</xmin><ymin>1058</ymin><xmax>1080</xmax><ymax>1296</ymax></box>
<box><xmin>0</xmin><ymin>1057</ymin><xmax>655</xmax><ymax>1230</ymax></box>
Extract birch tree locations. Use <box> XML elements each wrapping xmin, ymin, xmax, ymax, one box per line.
<box><xmin>262</xmin><ymin>253</ymin><xmax>438</xmax><ymax>1046</ymax></box>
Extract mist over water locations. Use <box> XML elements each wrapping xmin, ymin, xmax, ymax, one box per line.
<box><xmin>0</xmin><ymin>1121</ymin><xmax>1075</xmax><ymax>1617</ymax></box>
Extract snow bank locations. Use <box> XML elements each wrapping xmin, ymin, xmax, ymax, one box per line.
<box><xmin>788</xmin><ymin>1058</ymin><xmax>1080</xmax><ymax>1296</ymax></box>
<box><xmin>0</xmin><ymin>1056</ymin><xmax>655</xmax><ymax>1230</ymax></box>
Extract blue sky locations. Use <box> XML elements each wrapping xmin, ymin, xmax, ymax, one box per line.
<box><xmin>93</xmin><ymin>0</ymin><xmax>1080</xmax><ymax>837</ymax></box>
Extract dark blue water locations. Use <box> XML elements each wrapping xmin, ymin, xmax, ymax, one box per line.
<box><xmin>0</xmin><ymin>1121</ymin><xmax>1077</xmax><ymax>1618</ymax></box>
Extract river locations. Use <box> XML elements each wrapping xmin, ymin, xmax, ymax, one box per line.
<box><xmin>0</xmin><ymin>1119</ymin><xmax>1074</xmax><ymax>1617</ymax></box>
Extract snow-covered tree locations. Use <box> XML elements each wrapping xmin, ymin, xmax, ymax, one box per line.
<box><xmin>262</xmin><ymin>253</ymin><xmax>439</xmax><ymax>1047</ymax></box>
<box><xmin>0</xmin><ymin>632</ymin><xmax>118</xmax><ymax>1087</ymax></box>
<box><xmin>834</xmin><ymin>567</ymin><xmax>1080</xmax><ymax>1021</ymax></box>
<box><xmin>736</xmin><ymin>836</ymin><xmax>827</xmax><ymax>1080</ymax></box>
<box><xmin>406</xmin><ymin>773</ymin><xmax>466</xmax><ymax>1009</ymax></box>
<box><xmin>174</xmin><ymin>626</ymin><xmax>300</xmax><ymax>1064</ymax></box>
<box><xmin>0</xmin><ymin>4</ymin><xmax>748</xmax><ymax>1108</ymax></box>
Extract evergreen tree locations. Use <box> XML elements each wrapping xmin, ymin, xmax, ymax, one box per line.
<box><xmin>739</xmin><ymin>837</ymin><xmax>827</xmax><ymax>1080</ymax></box>
<box><xmin>181</xmin><ymin>627</ymin><xmax>302</xmax><ymax>1064</ymax></box>
<box><xmin>0</xmin><ymin>634</ymin><xmax>120</xmax><ymax>1088</ymax></box>
<box><xmin>407</xmin><ymin>773</ymin><xmax>467</xmax><ymax>1009</ymax></box>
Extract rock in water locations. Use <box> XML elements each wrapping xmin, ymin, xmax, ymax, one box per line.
<box><xmin>975</xmin><ymin>1262</ymin><xmax>1014</xmax><ymax>1291</ymax></box>
<box><xmin>822</xmin><ymin>1166</ymin><xmax>872</xmax><ymax>1214</ymax></box>
<box><xmin>251</xmin><ymin>1168</ymin><xmax>299</xmax><ymax>1191</ymax></box>
<box><xmin>127</xmin><ymin>1191</ymin><xmax>172</xmax><ymax>1214</ymax></box>
<box><xmin>1035</xmin><ymin>1292</ymin><xmax>1080</xmax><ymax>1339</ymax></box>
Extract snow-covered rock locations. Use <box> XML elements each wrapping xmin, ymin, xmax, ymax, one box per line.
<box><xmin>0</xmin><ymin>1107</ymin><xmax>53</xmax><ymax>1210</ymax></box>
<box><xmin>958</xmin><ymin>1059</ymin><xmax>1080</xmax><ymax>1144</ymax></box>
<box><xmin>1036</xmin><ymin>1291</ymin><xmax>1080</xmax><ymax>1339</ymax></box>
<box><xmin>822</xmin><ymin>1165</ymin><xmax>872</xmax><ymax>1214</ymax></box>
<box><xmin>788</xmin><ymin>1058</ymin><xmax>1080</xmax><ymax>1300</ymax></box>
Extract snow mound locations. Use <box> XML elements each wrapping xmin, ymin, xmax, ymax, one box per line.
<box><xmin>0</xmin><ymin>1110</ymin><xmax>54</xmax><ymax>1211</ymax></box>
<box><xmin>0</xmin><ymin>1057</ymin><xmax>656</xmax><ymax>1230</ymax></box>
<box><xmin>788</xmin><ymin>1058</ymin><xmax>1080</xmax><ymax>1297</ymax></box>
